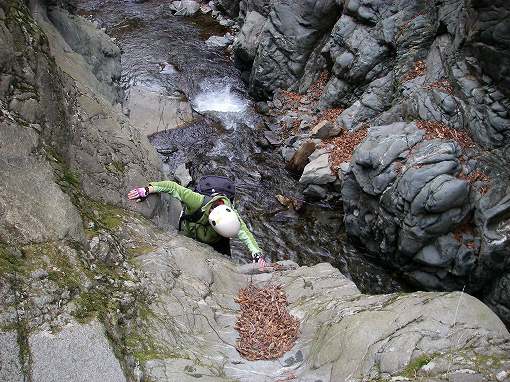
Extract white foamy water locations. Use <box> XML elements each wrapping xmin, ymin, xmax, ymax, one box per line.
<box><xmin>193</xmin><ymin>84</ymin><xmax>248</xmax><ymax>113</ymax></box>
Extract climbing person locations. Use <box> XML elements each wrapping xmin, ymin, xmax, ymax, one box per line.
<box><xmin>127</xmin><ymin>176</ymin><xmax>267</xmax><ymax>270</ymax></box>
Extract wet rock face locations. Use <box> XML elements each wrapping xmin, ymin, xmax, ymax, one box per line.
<box><xmin>465</xmin><ymin>0</ymin><xmax>510</xmax><ymax>98</ymax></box>
<box><xmin>248</xmin><ymin>0</ymin><xmax>341</xmax><ymax>99</ymax></box>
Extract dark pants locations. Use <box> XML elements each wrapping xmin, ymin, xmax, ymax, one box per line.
<box><xmin>210</xmin><ymin>237</ymin><xmax>231</xmax><ymax>256</ymax></box>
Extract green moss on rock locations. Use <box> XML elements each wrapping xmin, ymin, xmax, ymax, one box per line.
<box><xmin>0</xmin><ymin>244</ymin><xmax>24</xmax><ymax>277</ymax></box>
<box><xmin>106</xmin><ymin>161</ymin><xmax>126</xmax><ymax>175</ymax></box>
<box><xmin>73</xmin><ymin>290</ymin><xmax>116</xmax><ymax>323</ymax></box>
<box><xmin>402</xmin><ymin>353</ymin><xmax>435</xmax><ymax>378</ymax></box>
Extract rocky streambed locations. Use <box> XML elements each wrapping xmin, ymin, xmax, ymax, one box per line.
<box><xmin>0</xmin><ymin>0</ymin><xmax>510</xmax><ymax>381</ymax></box>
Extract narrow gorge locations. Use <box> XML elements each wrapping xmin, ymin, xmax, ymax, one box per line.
<box><xmin>0</xmin><ymin>0</ymin><xmax>509</xmax><ymax>381</ymax></box>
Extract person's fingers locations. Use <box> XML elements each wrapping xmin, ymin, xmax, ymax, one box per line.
<box><xmin>128</xmin><ymin>189</ymin><xmax>140</xmax><ymax>200</ymax></box>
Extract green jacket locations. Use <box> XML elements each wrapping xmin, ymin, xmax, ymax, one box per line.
<box><xmin>150</xmin><ymin>181</ymin><xmax>262</xmax><ymax>256</ymax></box>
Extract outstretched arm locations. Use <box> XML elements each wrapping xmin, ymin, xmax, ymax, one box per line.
<box><xmin>236</xmin><ymin>213</ymin><xmax>264</xmax><ymax>264</ymax></box>
<box><xmin>128</xmin><ymin>181</ymin><xmax>204</xmax><ymax>212</ymax></box>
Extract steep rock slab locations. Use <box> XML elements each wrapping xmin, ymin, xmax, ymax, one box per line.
<box><xmin>0</xmin><ymin>120</ymin><xmax>83</xmax><ymax>246</ymax></box>
<box><xmin>116</xmin><ymin>223</ymin><xmax>510</xmax><ymax>382</ymax></box>
<box><xmin>233</xmin><ymin>11</ymin><xmax>266</xmax><ymax>70</ymax></box>
<box><xmin>248</xmin><ymin>0</ymin><xmax>340</xmax><ymax>99</ymax></box>
<box><xmin>30</xmin><ymin>320</ymin><xmax>126</xmax><ymax>382</ymax></box>
<box><xmin>0</xmin><ymin>332</ymin><xmax>23</xmax><ymax>382</ymax></box>
<box><xmin>47</xmin><ymin>7</ymin><xmax>122</xmax><ymax>103</ymax></box>
<box><xmin>465</xmin><ymin>0</ymin><xmax>510</xmax><ymax>99</ymax></box>
<box><xmin>239</xmin><ymin>0</ymin><xmax>271</xmax><ymax>18</ymax></box>
<box><xmin>0</xmin><ymin>3</ymin><xmax>84</xmax><ymax>245</ymax></box>
<box><xmin>34</xmin><ymin>6</ymin><xmax>165</xmax><ymax>218</ymax></box>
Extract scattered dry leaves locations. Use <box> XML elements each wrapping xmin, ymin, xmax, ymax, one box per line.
<box><xmin>403</xmin><ymin>60</ymin><xmax>426</xmax><ymax>82</ymax></box>
<box><xmin>458</xmin><ymin>169</ymin><xmax>490</xmax><ymax>194</ymax></box>
<box><xmin>398</xmin><ymin>12</ymin><xmax>426</xmax><ymax>36</ymax></box>
<box><xmin>321</xmin><ymin>125</ymin><xmax>369</xmax><ymax>172</ymax></box>
<box><xmin>307</xmin><ymin>71</ymin><xmax>330</xmax><ymax>102</ymax></box>
<box><xmin>316</xmin><ymin>107</ymin><xmax>344</xmax><ymax>122</ymax></box>
<box><xmin>235</xmin><ymin>284</ymin><xmax>300</xmax><ymax>361</ymax></box>
<box><xmin>423</xmin><ymin>79</ymin><xmax>454</xmax><ymax>94</ymax></box>
<box><xmin>416</xmin><ymin>120</ymin><xmax>476</xmax><ymax>150</ymax></box>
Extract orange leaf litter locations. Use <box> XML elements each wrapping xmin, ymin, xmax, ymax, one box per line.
<box><xmin>321</xmin><ymin>126</ymin><xmax>369</xmax><ymax>172</ymax></box>
<box><xmin>416</xmin><ymin>120</ymin><xmax>476</xmax><ymax>150</ymax></box>
<box><xmin>234</xmin><ymin>284</ymin><xmax>299</xmax><ymax>361</ymax></box>
<box><xmin>403</xmin><ymin>60</ymin><xmax>426</xmax><ymax>82</ymax></box>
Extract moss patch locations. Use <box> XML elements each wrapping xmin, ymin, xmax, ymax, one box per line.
<box><xmin>402</xmin><ymin>353</ymin><xmax>435</xmax><ymax>378</ymax></box>
<box><xmin>106</xmin><ymin>161</ymin><xmax>126</xmax><ymax>175</ymax></box>
<box><xmin>21</xmin><ymin>242</ymin><xmax>83</xmax><ymax>291</ymax></box>
<box><xmin>73</xmin><ymin>290</ymin><xmax>116</xmax><ymax>323</ymax></box>
<box><xmin>127</xmin><ymin>245</ymin><xmax>156</xmax><ymax>257</ymax></box>
<box><xmin>125</xmin><ymin>330</ymin><xmax>188</xmax><ymax>364</ymax></box>
<box><xmin>0</xmin><ymin>244</ymin><xmax>24</xmax><ymax>277</ymax></box>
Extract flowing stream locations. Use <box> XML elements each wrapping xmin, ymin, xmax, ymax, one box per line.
<box><xmin>76</xmin><ymin>0</ymin><xmax>406</xmax><ymax>294</ymax></box>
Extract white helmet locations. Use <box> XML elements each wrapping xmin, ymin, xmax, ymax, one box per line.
<box><xmin>208</xmin><ymin>204</ymin><xmax>241</xmax><ymax>238</ymax></box>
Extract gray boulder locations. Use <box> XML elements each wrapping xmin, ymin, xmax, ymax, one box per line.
<box><xmin>174</xmin><ymin>163</ymin><xmax>192</xmax><ymax>187</ymax></box>
<box><xmin>344</xmin><ymin>122</ymin><xmax>476</xmax><ymax>286</ymax></box>
<box><xmin>336</xmin><ymin>72</ymin><xmax>395</xmax><ymax>131</ymax></box>
<box><xmin>310</xmin><ymin>120</ymin><xmax>341</xmax><ymax>139</ymax></box>
<box><xmin>169</xmin><ymin>0</ymin><xmax>201</xmax><ymax>16</ymax></box>
<box><xmin>303</xmin><ymin>184</ymin><xmax>327</xmax><ymax>199</ymax></box>
<box><xmin>233</xmin><ymin>11</ymin><xmax>266</xmax><ymax>68</ymax></box>
<box><xmin>30</xmin><ymin>321</ymin><xmax>127</xmax><ymax>382</ymax></box>
<box><xmin>205</xmin><ymin>34</ymin><xmax>234</xmax><ymax>48</ymax></box>
<box><xmin>351</xmin><ymin>122</ymin><xmax>425</xmax><ymax>196</ymax></box>
<box><xmin>249</xmin><ymin>0</ymin><xmax>341</xmax><ymax>99</ymax></box>
<box><xmin>126</xmin><ymin>86</ymin><xmax>194</xmax><ymax>136</ymax></box>
<box><xmin>299</xmin><ymin>153</ymin><xmax>336</xmax><ymax>186</ymax></box>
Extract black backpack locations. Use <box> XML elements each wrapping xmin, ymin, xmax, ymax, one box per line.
<box><xmin>179</xmin><ymin>175</ymin><xmax>236</xmax><ymax>229</ymax></box>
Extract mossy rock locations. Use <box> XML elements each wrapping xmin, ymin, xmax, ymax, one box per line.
<box><xmin>105</xmin><ymin>161</ymin><xmax>126</xmax><ymax>175</ymax></box>
<box><xmin>401</xmin><ymin>353</ymin><xmax>436</xmax><ymax>378</ymax></box>
<box><xmin>21</xmin><ymin>242</ymin><xmax>84</xmax><ymax>291</ymax></box>
<box><xmin>0</xmin><ymin>244</ymin><xmax>24</xmax><ymax>277</ymax></box>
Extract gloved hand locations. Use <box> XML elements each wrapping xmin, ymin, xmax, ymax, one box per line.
<box><xmin>128</xmin><ymin>187</ymin><xmax>149</xmax><ymax>201</ymax></box>
<box><xmin>253</xmin><ymin>253</ymin><xmax>266</xmax><ymax>272</ymax></box>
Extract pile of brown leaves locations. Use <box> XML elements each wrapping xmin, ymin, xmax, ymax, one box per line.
<box><xmin>316</xmin><ymin>107</ymin><xmax>344</xmax><ymax>122</ymax></box>
<box><xmin>234</xmin><ymin>285</ymin><xmax>300</xmax><ymax>361</ymax></box>
<box><xmin>423</xmin><ymin>79</ymin><xmax>454</xmax><ymax>94</ymax></box>
<box><xmin>322</xmin><ymin>126</ymin><xmax>369</xmax><ymax>171</ymax></box>
<box><xmin>416</xmin><ymin>120</ymin><xmax>476</xmax><ymax>150</ymax></box>
<box><xmin>403</xmin><ymin>60</ymin><xmax>427</xmax><ymax>82</ymax></box>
